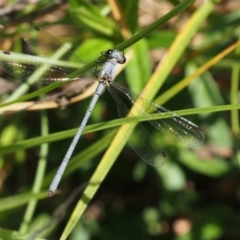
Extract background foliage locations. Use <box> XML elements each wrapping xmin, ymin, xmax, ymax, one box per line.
<box><xmin>0</xmin><ymin>0</ymin><xmax>240</xmax><ymax>239</ymax></box>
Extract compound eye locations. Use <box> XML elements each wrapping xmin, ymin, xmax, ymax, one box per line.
<box><xmin>118</xmin><ymin>56</ymin><xmax>126</xmax><ymax>64</ymax></box>
<box><xmin>106</xmin><ymin>49</ymin><xmax>113</xmax><ymax>55</ymax></box>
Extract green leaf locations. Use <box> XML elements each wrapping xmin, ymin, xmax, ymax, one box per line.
<box><xmin>179</xmin><ymin>151</ymin><xmax>231</xmax><ymax>177</ymax></box>
<box><xmin>125</xmin><ymin>39</ymin><xmax>151</xmax><ymax>93</ymax></box>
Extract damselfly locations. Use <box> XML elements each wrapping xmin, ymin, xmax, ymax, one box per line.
<box><xmin>0</xmin><ymin>27</ymin><xmax>204</xmax><ymax>196</ymax></box>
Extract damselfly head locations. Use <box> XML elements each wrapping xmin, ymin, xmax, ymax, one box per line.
<box><xmin>102</xmin><ymin>49</ymin><xmax>126</xmax><ymax>64</ymax></box>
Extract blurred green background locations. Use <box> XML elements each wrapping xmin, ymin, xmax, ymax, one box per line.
<box><xmin>0</xmin><ymin>0</ymin><xmax>240</xmax><ymax>239</ymax></box>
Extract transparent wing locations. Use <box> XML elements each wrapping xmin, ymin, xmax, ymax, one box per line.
<box><xmin>0</xmin><ymin>27</ymin><xmax>96</xmax><ymax>83</ymax></box>
<box><xmin>22</xmin><ymin>26</ymin><xmax>84</xmax><ymax>64</ymax></box>
<box><xmin>108</xmin><ymin>86</ymin><xmax>166</xmax><ymax>168</ymax></box>
<box><xmin>0</xmin><ymin>51</ymin><xmax>76</xmax><ymax>82</ymax></box>
<box><xmin>111</xmin><ymin>82</ymin><xmax>204</xmax><ymax>146</ymax></box>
